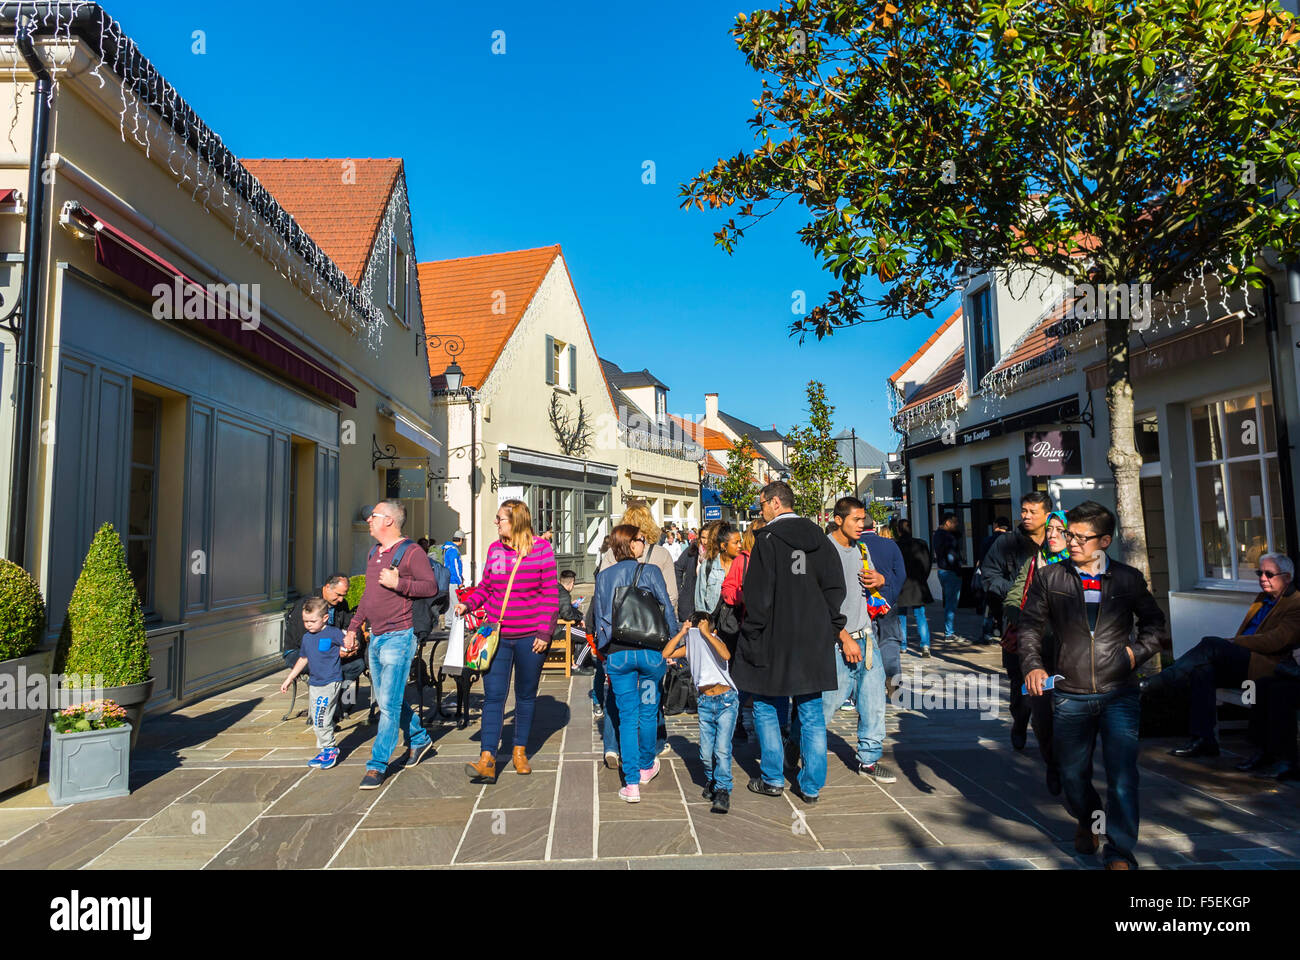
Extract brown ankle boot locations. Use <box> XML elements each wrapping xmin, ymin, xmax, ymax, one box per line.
<box><xmin>466</xmin><ymin>751</ymin><xmax>496</xmax><ymax>783</ymax></box>
<box><xmin>512</xmin><ymin>746</ymin><xmax>531</xmax><ymax>775</ymax></box>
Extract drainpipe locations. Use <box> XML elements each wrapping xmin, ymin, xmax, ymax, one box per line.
<box><xmin>468</xmin><ymin>390</ymin><xmax>478</xmax><ymax>584</ymax></box>
<box><xmin>1261</xmin><ymin>276</ymin><xmax>1299</xmax><ymax>564</ymax></box>
<box><xmin>6</xmin><ymin>21</ymin><xmax>51</xmax><ymax>566</ymax></box>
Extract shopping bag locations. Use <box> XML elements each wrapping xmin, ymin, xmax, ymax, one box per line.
<box><xmin>442</xmin><ymin>615</ymin><xmax>467</xmax><ymax>672</ymax></box>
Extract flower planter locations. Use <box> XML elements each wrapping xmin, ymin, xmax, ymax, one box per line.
<box><xmin>62</xmin><ymin>678</ymin><xmax>154</xmax><ymax>752</ymax></box>
<box><xmin>46</xmin><ymin>723</ymin><xmax>132</xmax><ymax>806</ymax></box>
<box><xmin>0</xmin><ymin>644</ymin><xmax>56</xmax><ymax>796</ymax></box>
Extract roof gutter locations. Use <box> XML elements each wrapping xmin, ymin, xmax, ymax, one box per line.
<box><xmin>5</xmin><ymin>18</ymin><xmax>52</xmax><ymax>566</ymax></box>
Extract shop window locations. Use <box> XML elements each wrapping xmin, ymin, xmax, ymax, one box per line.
<box><xmin>127</xmin><ymin>392</ymin><xmax>161</xmax><ymax>614</ymax></box>
<box><xmin>534</xmin><ymin>486</ymin><xmax>574</xmax><ymax>554</ymax></box>
<box><xmin>1190</xmin><ymin>389</ymin><xmax>1284</xmax><ymax>583</ymax></box>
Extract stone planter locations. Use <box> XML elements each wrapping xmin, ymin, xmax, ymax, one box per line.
<box><xmin>47</xmin><ymin>723</ymin><xmax>132</xmax><ymax>806</ymax></box>
<box><xmin>0</xmin><ymin>644</ymin><xmax>56</xmax><ymax>796</ymax></box>
<box><xmin>62</xmin><ymin>678</ymin><xmax>154</xmax><ymax>752</ymax></box>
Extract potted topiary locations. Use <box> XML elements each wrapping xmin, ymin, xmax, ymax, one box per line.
<box><xmin>54</xmin><ymin>523</ymin><xmax>152</xmax><ymax>751</ymax></box>
<box><xmin>0</xmin><ymin>558</ymin><xmax>52</xmax><ymax>794</ymax></box>
<box><xmin>47</xmin><ymin>699</ymin><xmax>130</xmax><ymax>805</ymax></box>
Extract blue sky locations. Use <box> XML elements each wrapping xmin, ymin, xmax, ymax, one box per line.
<box><xmin>101</xmin><ymin>0</ymin><xmax>960</xmax><ymax>454</ymax></box>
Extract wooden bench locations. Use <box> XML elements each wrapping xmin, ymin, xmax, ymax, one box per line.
<box><xmin>542</xmin><ymin>621</ymin><xmax>575</xmax><ymax>679</ymax></box>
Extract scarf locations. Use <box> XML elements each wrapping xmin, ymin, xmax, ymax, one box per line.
<box><xmin>1043</xmin><ymin>510</ymin><xmax>1070</xmax><ymax>564</ymax></box>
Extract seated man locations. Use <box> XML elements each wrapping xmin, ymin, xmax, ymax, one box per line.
<box><xmin>555</xmin><ymin>569</ymin><xmax>588</xmax><ymax>672</ymax></box>
<box><xmin>1143</xmin><ymin>553</ymin><xmax>1300</xmax><ymax>758</ymax></box>
<box><xmin>284</xmin><ymin>574</ymin><xmax>365</xmax><ymax>695</ymax></box>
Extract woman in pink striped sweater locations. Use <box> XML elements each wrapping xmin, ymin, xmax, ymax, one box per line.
<box><xmin>454</xmin><ymin>499</ymin><xmax>559</xmax><ymax>783</ymax></box>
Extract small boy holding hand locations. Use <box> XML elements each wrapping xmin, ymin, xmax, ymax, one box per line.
<box><xmin>663</xmin><ymin>615</ymin><xmax>737</xmax><ymax>814</ymax></box>
<box><xmin>281</xmin><ymin>596</ymin><xmax>356</xmax><ymax>769</ymax></box>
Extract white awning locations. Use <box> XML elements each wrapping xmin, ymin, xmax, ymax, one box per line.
<box><xmin>503</xmin><ymin>446</ymin><xmax>618</xmax><ymax>480</ymax></box>
<box><xmin>387</xmin><ymin>409</ymin><xmax>442</xmax><ymax>457</ymax></box>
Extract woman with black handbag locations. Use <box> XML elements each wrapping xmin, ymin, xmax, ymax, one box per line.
<box><xmin>594</xmin><ymin>524</ymin><xmax>680</xmax><ymax>803</ymax></box>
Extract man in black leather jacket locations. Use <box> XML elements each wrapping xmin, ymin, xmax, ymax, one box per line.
<box><xmin>1020</xmin><ymin>500</ymin><xmax>1166</xmax><ymax>870</ymax></box>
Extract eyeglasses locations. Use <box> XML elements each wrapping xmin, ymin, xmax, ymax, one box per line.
<box><xmin>634</xmin><ymin>537</ymin><xmax>646</xmax><ymax>544</ymax></box>
<box><xmin>367</xmin><ymin>513</ymin><xmax>389</xmax><ymax>523</ymax></box>
<box><xmin>1257</xmin><ymin>569</ymin><xmax>1282</xmax><ymax>579</ymax></box>
<box><xmin>1064</xmin><ymin>531</ymin><xmax>1101</xmax><ymax>544</ymax></box>
<box><xmin>495</xmin><ymin>516</ymin><xmax>510</xmax><ymax>523</ymax></box>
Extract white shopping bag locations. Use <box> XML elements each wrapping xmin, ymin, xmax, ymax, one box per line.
<box><xmin>442</xmin><ymin>616</ymin><xmax>467</xmax><ymax>675</ymax></box>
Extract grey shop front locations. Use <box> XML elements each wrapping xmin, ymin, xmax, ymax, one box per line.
<box><xmin>495</xmin><ymin>446</ymin><xmax>618</xmax><ymax>582</ymax></box>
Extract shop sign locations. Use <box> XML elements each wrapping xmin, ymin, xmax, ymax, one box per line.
<box><xmin>1025</xmin><ymin>430</ymin><xmax>1081</xmax><ymax>476</ymax></box>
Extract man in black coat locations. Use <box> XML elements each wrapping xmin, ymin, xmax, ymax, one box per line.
<box><xmin>893</xmin><ymin>519</ymin><xmax>935</xmax><ymax>656</ymax></box>
<box><xmin>981</xmin><ymin>491</ymin><xmax>1051</xmax><ymax>751</ymax></box>
<box><xmin>733</xmin><ymin>481</ymin><xmax>847</xmax><ymax>802</ymax></box>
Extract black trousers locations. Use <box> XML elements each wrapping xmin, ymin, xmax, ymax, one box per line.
<box><xmin>1248</xmin><ymin>673</ymin><xmax>1300</xmax><ymax>761</ymax></box>
<box><xmin>1158</xmin><ymin>636</ymin><xmax>1252</xmax><ymax>739</ymax></box>
<box><xmin>1006</xmin><ymin>638</ymin><xmax>1057</xmax><ymax>771</ymax></box>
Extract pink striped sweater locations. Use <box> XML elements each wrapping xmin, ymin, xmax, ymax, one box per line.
<box><xmin>456</xmin><ymin>538</ymin><xmax>559</xmax><ymax>641</ymax></box>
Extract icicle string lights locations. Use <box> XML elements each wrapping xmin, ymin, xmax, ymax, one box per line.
<box><xmin>2</xmin><ymin>2</ymin><xmax>385</xmax><ymax>352</ymax></box>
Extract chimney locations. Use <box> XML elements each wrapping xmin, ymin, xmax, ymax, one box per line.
<box><xmin>704</xmin><ymin>393</ymin><xmax>718</xmax><ymax>424</ymax></box>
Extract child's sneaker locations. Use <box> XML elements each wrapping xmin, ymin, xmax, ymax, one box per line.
<box><xmin>618</xmin><ymin>784</ymin><xmax>641</xmax><ymax>803</ymax></box>
<box><xmin>309</xmin><ymin>749</ymin><xmax>337</xmax><ymax>769</ymax></box>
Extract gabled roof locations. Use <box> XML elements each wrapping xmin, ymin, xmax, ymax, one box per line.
<box><xmin>833</xmin><ymin>431</ymin><xmax>887</xmax><ymax>470</ymax></box>
<box><xmin>666</xmin><ymin>413</ymin><xmax>759</xmax><ymax>455</ymax></box>
<box><xmin>889</xmin><ymin>306</ymin><xmax>963</xmax><ymax>385</ymax></box>
<box><xmin>240</xmin><ymin>158</ymin><xmax>404</xmax><ymax>284</ymax></box>
<box><xmin>601</xmin><ymin>357</ymin><xmax>669</xmax><ymax>391</ymax></box>
<box><xmin>717</xmin><ymin>411</ymin><xmax>783</xmax><ymax>444</ymax></box>
<box><xmin>895</xmin><ymin>345</ymin><xmax>966</xmax><ymax>416</ymax></box>
<box><xmin>703</xmin><ymin>453</ymin><xmax>727</xmax><ymax>477</ymax></box>
<box><xmin>419</xmin><ymin>246</ymin><xmax>561</xmax><ymax>390</ymax></box>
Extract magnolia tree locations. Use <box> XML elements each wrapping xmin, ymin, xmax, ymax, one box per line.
<box><xmin>787</xmin><ymin>381</ymin><xmax>851</xmax><ymax>519</ymax></box>
<box><xmin>682</xmin><ymin>0</ymin><xmax>1300</xmax><ymax>577</ymax></box>
<box><xmin>720</xmin><ymin>435</ymin><xmax>763</xmax><ymax>520</ymax></box>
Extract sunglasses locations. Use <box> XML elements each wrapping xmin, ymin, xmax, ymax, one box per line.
<box><xmin>1257</xmin><ymin>569</ymin><xmax>1282</xmax><ymax>579</ymax></box>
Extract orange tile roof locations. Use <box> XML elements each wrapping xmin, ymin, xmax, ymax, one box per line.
<box><xmin>666</xmin><ymin>413</ymin><xmax>762</xmax><ymax>456</ymax></box>
<box><xmin>703</xmin><ymin>453</ymin><xmax>727</xmax><ymax>477</ymax></box>
<box><xmin>983</xmin><ymin>293</ymin><xmax>1079</xmax><ymax>383</ymax></box>
<box><xmin>419</xmin><ymin>246</ymin><xmax>562</xmax><ymax>390</ymax></box>
<box><xmin>889</xmin><ymin>307</ymin><xmax>962</xmax><ymax>385</ymax></box>
<box><xmin>896</xmin><ymin>345</ymin><xmax>966</xmax><ymax>415</ymax></box>
<box><xmin>240</xmin><ymin>159</ymin><xmax>404</xmax><ymax>284</ymax></box>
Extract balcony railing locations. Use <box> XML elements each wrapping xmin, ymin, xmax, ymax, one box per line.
<box><xmin>622</xmin><ymin>427</ymin><xmax>705</xmax><ymax>462</ymax></box>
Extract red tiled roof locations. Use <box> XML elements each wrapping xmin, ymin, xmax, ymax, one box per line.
<box><xmin>889</xmin><ymin>307</ymin><xmax>962</xmax><ymax>385</ymax></box>
<box><xmin>895</xmin><ymin>345</ymin><xmax>966</xmax><ymax>415</ymax></box>
<box><xmin>703</xmin><ymin>453</ymin><xmax>727</xmax><ymax>477</ymax></box>
<box><xmin>983</xmin><ymin>293</ymin><xmax>1079</xmax><ymax>382</ymax></box>
<box><xmin>240</xmin><ymin>158</ymin><xmax>403</xmax><ymax>284</ymax></box>
<box><xmin>419</xmin><ymin>246</ymin><xmax>561</xmax><ymax>390</ymax></box>
<box><xmin>666</xmin><ymin>413</ymin><xmax>763</xmax><ymax>456</ymax></box>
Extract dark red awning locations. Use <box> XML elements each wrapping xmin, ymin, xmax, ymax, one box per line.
<box><xmin>71</xmin><ymin>203</ymin><xmax>357</xmax><ymax>408</ymax></box>
<box><xmin>0</xmin><ymin>188</ymin><xmax>17</xmax><ymax>205</ymax></box>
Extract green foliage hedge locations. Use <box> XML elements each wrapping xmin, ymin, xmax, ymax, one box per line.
<box><xmin>345</xmin><ymin>575</ymin><xmax>366</xmax><ymax>611</ymax></box>
<box><xmin>55</xmin><ymin>523</ymin><xmax>151</xmax><ymax>687</ymax></box>
<box><xmin>0</xmin><ymin>558</ymin><xmax>47</xmax><ymax>662</ymax></box>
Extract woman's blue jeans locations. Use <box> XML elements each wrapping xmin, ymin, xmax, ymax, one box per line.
<box><xmin>606</xmin><ymin>649</ymin><xmax>666</xmax><ymax>783</ymax></box>
<box><xmin>896</xmin><ymin>605</ymin><xmax>931</xmax><ymax>651</ymax></box>
<box><xmin>479</xmin><ymin>633</ymin><xmax>546</xmax><ymax>757</ymax></box>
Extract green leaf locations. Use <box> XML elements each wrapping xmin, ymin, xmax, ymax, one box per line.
<box><xmin>1141</xmin><ymin>56</ymin><xmax>1155</xmax><ymax>76</ymax></box>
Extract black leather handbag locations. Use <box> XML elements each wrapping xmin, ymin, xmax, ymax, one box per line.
<box><xmin>611</xmin><ymin>563</ymin><xmax>670</xmax><ymax>650</ymax></box>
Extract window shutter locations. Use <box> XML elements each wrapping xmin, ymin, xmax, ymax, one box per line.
<box><xmin>545</xmin><ymin>335</ymin><xmax>555</xmax><ymax>385</ymax></box>
<box><xmin>568</xmin><ymin>344</ymin><xmax>577</xmax><ymax>392</ymax></box>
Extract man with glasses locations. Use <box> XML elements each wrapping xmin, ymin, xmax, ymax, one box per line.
<box><xmin>1021</xmin><ymin>500</ymin><xmax>1165</xmax><ymax>869</ymax></box>
<box><xmin>346</xmin><ymin>500</ymin><xmax>439</xmax><ymax>789</ymax></box>
<box><xmin>1143</xmin><ymin>553</ymin><xmax>1300</xmax><ymax>761</ymax></box>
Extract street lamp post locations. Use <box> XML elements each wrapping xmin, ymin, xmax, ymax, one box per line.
<box><xmin>426</xmin><ymin>334</ymin><xmax>481</xmax><ymax>582</ymax></box>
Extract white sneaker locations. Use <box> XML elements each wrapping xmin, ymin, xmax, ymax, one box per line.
<box><xmin>603</xmin><ymin>751</ymin><xmax>619</xmax><ymax>769</ymax></box>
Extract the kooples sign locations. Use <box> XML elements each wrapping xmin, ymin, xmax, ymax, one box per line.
<box><xmin>1025</xmin><ymin>430</ymin><xmax>1082</xmax><ymax>476</ymax></box>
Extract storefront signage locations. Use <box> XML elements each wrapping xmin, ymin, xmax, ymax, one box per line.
<box><xmin>904</xmin><ymin>396</ymin><xmax>1081</xmax><ymax>460</ymax></box>
<box><xmin>497</xmin><ymin>485</ymin><xmax>524</xmax><ymax>504</ymax></box>
<box><xmin>385</xmin><ymin>468</ymin><xmax>426</xmax><ymax>499</ymax></box>
<box><xmin>704</xmin><ymin>505</ymin><xmax>722</xmax><ymax>521</ymax></box>
<box><xmin>1025</xmin><ymin>430</ymin><xmax>1081</xmax><ymax>476</ymax></box>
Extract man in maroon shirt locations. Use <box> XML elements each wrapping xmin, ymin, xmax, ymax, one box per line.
<box><xmin>345</xmin><ymin>500</ymin><xmax>438</xmax><ymax>789</ymax></box>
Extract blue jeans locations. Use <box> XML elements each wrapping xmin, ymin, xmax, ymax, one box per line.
<box><xmin>1052</xmin><ymin>687</ymin><xmax>1142</xmax><ymax>869</ymax></box>
<box><xmin>366</xmin><ymin>628</ymin><xmax>431</xmax><ymax>773</ymax></box>
<box><xmin>753</xmin><ymin>693</ymin><xmax>826</xmax><ymax>797</ymax></box>
<box><xmin>820</xmin><ymin>637</ymin><xmax>886</xmax><ymax>766</ymax></box>
<box><xmin>897</xmin><ymin>606</ymin><xmax>931</xmax><ymax>651</ymax></box>
<box><xmin>606</xmin><ymin>649</ymin><xmax>666</xmax><ymax>782</ymax></box>
<box><xmin>599</xmin><ymin>671</ymin><xmax>666</xmax><ymax>766</ymax></box>
<box><xmin>480</xmin><ymin>633</ymin><xmax>546</xmax><ymax>757</ymax></box>
<box><xmin>697</xmin><ymin>689</ymin><xmax>739</xmax><ymax>792</ymax></box>
<box><xmin>875</xmin><ymin>613</ymin><xmax>904</xmax><ymax>679</ymax></box>
<box><xmin>591</xmin><ymin>659</ymin><xmax>606</xmax><ymax>708</ymax></box>
<box><xmin>937</xmin><ymin>569</ymin><xmax>962</xmax><ymax>635</ymax></box>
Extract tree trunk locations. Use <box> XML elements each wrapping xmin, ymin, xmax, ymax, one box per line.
<box><xmin>1103</xmin><ymin>316</ymin><xmax>1151</xmax><ymax>586</ymax></box>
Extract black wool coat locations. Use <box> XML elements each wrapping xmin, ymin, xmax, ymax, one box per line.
<box><xmin>731</xmin><ymin>515</ymin><xmax>847</xmax><ymax>697</ymax></box>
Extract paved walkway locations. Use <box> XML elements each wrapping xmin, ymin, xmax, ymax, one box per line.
<box><xmin>2</xmin><ymin>607</ymin><xmax>1298</xmax><ymax>869</ymax></box>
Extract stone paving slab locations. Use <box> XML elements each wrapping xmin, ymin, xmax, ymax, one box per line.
<box><xmin>3</xmin><ymin>606</ymin><xmax>1298</xmax><ymax>869</ymax></box>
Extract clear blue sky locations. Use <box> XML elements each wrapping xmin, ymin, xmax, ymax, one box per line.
<box><xmin>101</xmin><ymin>0</ymin><xmax>960</xmax><ymax>455</ymax></box>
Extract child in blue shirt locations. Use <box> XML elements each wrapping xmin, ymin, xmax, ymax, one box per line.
<box><xmin>281</xmin><ymin>596</ymin><xmax>355</xmax><ymax>768</ymax></box>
